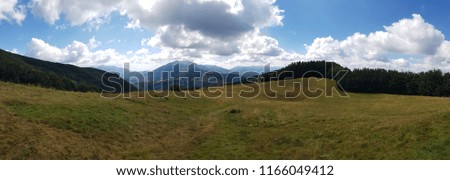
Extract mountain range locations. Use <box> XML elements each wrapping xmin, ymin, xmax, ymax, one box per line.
<box><xmin>97</xmin><ymin>60</ymin><xmax>281</xmax><ymax>90</ymax></box>
<box><xmin>1</xmin><ymin>49</ymin><xmax>281</xmax><ymax>91</ymax></box>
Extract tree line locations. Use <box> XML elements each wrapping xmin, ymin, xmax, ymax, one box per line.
<box><xmin>341</xmin><ymin>68</ymin><xmax>450</xmax><ymax>97</ymax></box>
<box><xmin>263</xmin><ymin>60</ymin><xmax>450</xmax><ymax>97</ymax></box>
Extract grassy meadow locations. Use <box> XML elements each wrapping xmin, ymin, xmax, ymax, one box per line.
<box><xmin>0</xmin><ymin>79</ymin><xmax>449</xmax><ymax>159</ymax></box>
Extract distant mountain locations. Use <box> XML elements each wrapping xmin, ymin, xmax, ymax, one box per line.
<box><xmin>146</xmin><ymin>60</ymin><xmax>230</xmax><ymax>81</ymax></box>
<box><xmin>96</xmin><ymin>65</ymin><xmax>148</xmax><ymax>84</ymax></box>
<box><xmin>96</xmin><ymin>61</ymin><xmax>232</xmax><ymax>85</ymax></box>
<box><xmin>196</xmin><ymin>64</ymin><xmax>231</xmax><ymax>74</ymax></box>
<box><xmin>0</xmin><ymin>49</ymin><xmax>136</xmax><ymax>93</ymax></box>
<box><xmin>95</xmin><ymin>65</ymin><xmax>128</xmax><ymax>75</ymax></box>
<box><xmin>95</xmin><ymin>61</ymin><xmax>284</xmax><ymax>90</ymax></box>
<box><xmin>134</xmin><ymin>61</ymin><xmax>241</xmax><ymax>90</ymax></box>
<box><xmin>230</xmin><ymin>66</ymin><xmax>282</xmax><ymax>74</ymax></box>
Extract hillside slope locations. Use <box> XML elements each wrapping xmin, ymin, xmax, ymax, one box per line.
<box><xmin>0</xmin><ymin>49</ymin><xmax>136</xmax><ymax>92</ymax></box>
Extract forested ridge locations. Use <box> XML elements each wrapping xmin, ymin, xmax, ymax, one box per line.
<box><xmin>263</xmin><ymin>61</ymin><xmax>450</xmax><ymax>97</ymax></box>
<box><xmin>0</xmin><ymin>49</ymin><xmax>135</xmax><ymax>93</ymax></box>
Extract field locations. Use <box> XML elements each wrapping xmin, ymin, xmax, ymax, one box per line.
<box><xmin>0</xmin><ymin>79</ymin><xmax>449</xmax><ymax>160</ymax></box>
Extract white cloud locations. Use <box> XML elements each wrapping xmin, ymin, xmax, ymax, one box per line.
<box><xmin>25</xmin><ymin>37</ymin><xmax>188</xmax><ymax>71</ymax></box>
<box><xmin>421</xmin><ymin>41</ymin><xmax>450</xmax><ymax>72</ymax></box>
<box><xmin>22</xmin><ymin>0</ymin><xmax>450</xmax><ymax>72</ymax></box>
<box><xmin>122</xmin><ymin>0</ymin><xmax>282</xmax><ymax>37</ymax></box>
<box><xmin>128</xmin><ymin>0</ymin><xmax>284</xmax><ymax>61</ymax></box>
<box><xmin>27</xmin><ymin>0</ymin><xmax>285</xmax><ymax>61</ymax></box>
<box><xmin>0</xmin><ymin>0</ymin><xmax>26</xmax><ymax>24</ymax></box>
<box><xmin>11</xmin><ymin>48</ymin><xmax>19</xmax><ymax>54</ymax></box>
<box><xmin>87</xmin><ymin>37</ymin><xmax>101</xmax><ymax>49</ymax></box>
<box><xmin>383</xmin><ymin>14</ymin><xmax>444</xmax><ymax>55</ymax></box>
<box><xmin>27</xmin><ymin>0</ymin><xmax>283</xmax><ymax>34</ymax></box>
<box><xmin>55</xmin><ymin>24</ymin><xmax>67</xmax><ymax>30</ymax></box>
<box><xmin>28</xmin><ymin>0</ymin><xmax>60</xmax><ymax>24</ymax></box>
<box><xmin>29</xmin><ymin>0</ymin><xmax>121</xmax><ymax>26</ymax></box>
<box><xmin>301</xmin><ymin>14</ymin><xmax>450</xmax><ymax>72</ymax></box>
<box><xmin>27</xmin><ymin>38</ymin><xmax>65</xmax><ymax>62</ymax></box>
<box><xmin>145</xmin><ymin>25</ymin><xmax>242</xmax><ymax>56</ymax></box>
<box><xmin>27</xmin><ymin>38</ymin><xmax>111</xmax><ymax>66</ymax></box>
<box><xmin>24</xmin><ymin>36</ymin><xmax>299</xmax><ymax>72</ymax></box>
<box><xmin>437</xmin><ymin>41</ymin><xmax>450</xmax><ymax>58</ymax></box>
<box><xmin>5</xmin><ymin>48</ymin><xmax>20</xmax><ymax>54</ymax></box>
<box><xmin>304</xmin><ymin>36</ymin><xmax>342</xmax><ymax>60</ymax></box>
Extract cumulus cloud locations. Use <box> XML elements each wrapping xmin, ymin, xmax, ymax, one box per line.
<box><xmin>25</xmin><ymin>37</ymin><xmax>192</xmax><ymax>70</ymax></box>
<box><xmin>301</xmin><ymin>14</ymin><xmax>450</xmax><ymax>72</ymax></box>
<box><xmin>22</xmin><ymin>0</ymin><xmax>450</xmax><ymax>72</ymax></box>
<box><xmin>11</xmin><ymin>48</ymin><xmax>19</xmax><ymax>54</ymax></box>
<box><xmin>0</xmin><ymin>0</ymin><xmax>26</xmax><ymax>24</ymax></box>
<box><xmin>27</xmin><ymin>38</ymin><xmax>65</xmax><ymax>62</ymax></box>
<box><xmin>128</xmin><ymin>0</ymin><xmax>285</xmax><ymax>61</ymax></box>
<box><xmin>383</xmin><ymin>14</ymin><xmax>444</xmax><ymax>55</ymax></box>
<box><xmin>25</xmin><ymin>36</ymin><xmax>299</xmax><ymax>72</ymax></box>
<box><xmin>27</xmin><ymin>0</ymin><xmax>285</xmax><ymax>60</ymax></box>
<box><xmin>27</xmin><ymin>37</ymin><xmax>112</xmax><ymax>65</ymax></box>
<box><xmin>28</xmin><ymin>0</ymin><xmax>121</xmax><ymax>26</ymax></box>
<box><xmin>420</xmin><ymin>41</ymin><xmax>450</xmax><ymax>72</ymax></box>
<box><xmin>27</xmin><ymin>0</ymin><xmax>282</xmax><ymax>33</ymax></box>
<box><xmin>87</xmin><ymin>37</ymin><xmax>101</xmax><ymax>49</ymax></box>
<box><xmin>124</xmin><ymin>0</ymin><xmax>282</xmax><ymax>38</ymax></box>
<box><xmin>5</xmin><ymin>48</ymin><xmax>20</xmax><ymax>54</ymax></box>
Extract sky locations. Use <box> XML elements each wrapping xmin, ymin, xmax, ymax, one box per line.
<box><xmin>1</xmin><ymin>0</ymin><xmax>450</xmax><ymax>72</ymax></box>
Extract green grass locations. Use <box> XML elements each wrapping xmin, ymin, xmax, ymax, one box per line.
<box><xmin>0</xmin><ymin>79</ymin><xmax>449</xmax><ymax>159</ymax></box>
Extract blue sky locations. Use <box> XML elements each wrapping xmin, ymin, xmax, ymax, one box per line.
<box><xmin>1</xmin><ymin>0</ymin><xmax>450</xmax><ymax>71</ymax></box>
<box><xmin>272</xmin><ymin>0</ymin><xmax>450</xmax><ymax>52</ymax></box>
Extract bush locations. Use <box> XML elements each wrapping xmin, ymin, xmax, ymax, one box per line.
<box><xmin>229</xmin><ymin>108</ymin><xmax>241</xmax><ymax>114</ymax></box>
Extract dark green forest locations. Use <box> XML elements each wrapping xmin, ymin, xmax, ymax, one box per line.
<box><xmin>263</xmin><ymin>61</ymin><xmax>450</xmax><ymax>97</ymax></box>
<box><xmin>342</xmin><ymin>68</ymin><xmax>450</xmax><ymax>96</ymax></box>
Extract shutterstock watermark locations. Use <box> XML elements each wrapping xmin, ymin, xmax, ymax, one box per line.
<box><xmin>100</xmin><ymin>62</ymin><xmax>349</xmax><ymax>99</ymax></box>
